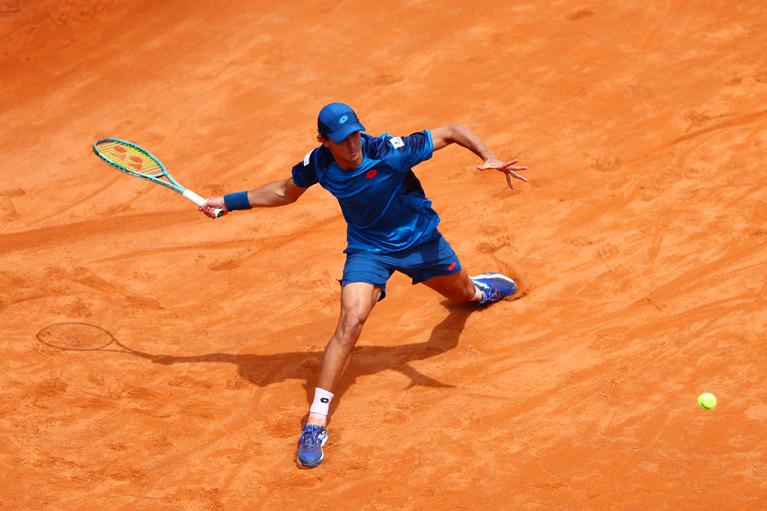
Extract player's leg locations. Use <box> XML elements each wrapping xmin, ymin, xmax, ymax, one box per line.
<box><xmin>414</xmin><ymin>233</ymin><xmax>517</xmax><ymax>304</ymax></box>
<box><xmin>311</xmin><ymin>282</ymin><xmax>381</xmax><ymax>425</ymax></box>
<box><xmin>297</xmin><ymin>252</ymin><xmax>390</xmax><ymax>469</ymax></box>
<box><xmin>423</xmin><ymin>268</ymin><xmax>517</xmax><ymax>304</ymax></box>
<box><xmin>421</xmin><ymin>268</ymin><xmax>480</xmax><ymax>302</ymax></box>
<box><xmin>296</xmin><ymin>282</ymin><xmax>381</xmax><ymax>469</ymax></box>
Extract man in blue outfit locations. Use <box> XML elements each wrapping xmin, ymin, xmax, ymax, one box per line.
<box><xmin>201</xmin><ymin>103</ymin><xmax>527</xmax><ymax>468</ymax></box>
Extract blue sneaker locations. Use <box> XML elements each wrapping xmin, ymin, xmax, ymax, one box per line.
<box><xmin>470</xmin><ymin>272</ymin><xmax>517</xmax><ymax>305</ymax></box>
<box><xmin>296</xmin><ymin>424</ymin><xmax>328</xmax><ymax>468</ymax></box>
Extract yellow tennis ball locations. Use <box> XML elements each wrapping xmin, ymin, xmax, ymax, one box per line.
<box><xmin>698</xmin><ymin>392</ymin><xmax>717</xmax><ymax>410</ymax></box>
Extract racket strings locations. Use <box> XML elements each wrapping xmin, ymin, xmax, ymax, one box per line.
<box><xmin>93</xmin><ymin>138</ymin><xmax>186</xmax><ymax>193</ymax></box>
<box><xmin>96</xmin><ymin>141</ymin><xmax>164</xmax><ymax>177</ymax></box>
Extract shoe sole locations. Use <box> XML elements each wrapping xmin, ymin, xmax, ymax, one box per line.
<box><xmin>296</xmin><ymin>434</ymin><xmax>329</xmax><ymax>469</ymax></box>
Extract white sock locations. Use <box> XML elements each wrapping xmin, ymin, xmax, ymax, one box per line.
<box><xmin>309</xmin><ymin>387</ymin><xmax>334</xmax><ymax>417</ymax></box>
<box><xmin>471</xmin><ymin>284</ymin><xmax>484</xmax><ymax>302</ymax></box>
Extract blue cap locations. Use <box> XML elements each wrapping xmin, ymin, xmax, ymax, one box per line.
<box><xmin>317</xmin><ymin>103</ymin><xmax>365</xmax><ymax>143</ymax></box>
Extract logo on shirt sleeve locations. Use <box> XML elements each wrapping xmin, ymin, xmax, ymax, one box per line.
<box><xmin>389</xmin><ymin>137</ymin><xmax>404</xmax><ymax>149</ymax></box>
<box><xmin>303</xmin><ymin>149</ymin><xmax>313</xmax><ymax>166</ymax></box>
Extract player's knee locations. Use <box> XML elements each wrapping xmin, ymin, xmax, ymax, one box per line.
<box><xmin>342</xmin><ymin>315</ymin><xmax>366</xmax><ymax>338</ymax></box>
<box><xmin>337</xmin><ymin>313</ymin><xmax>366</xmax><ymax>346</ymax></box>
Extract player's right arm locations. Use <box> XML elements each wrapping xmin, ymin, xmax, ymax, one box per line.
<box><xmin>430</xmin><ymin>124</ymin><xmax>528</xmax><ymax>190</ymax></box>
<box><xmin>200</xmin><ymin>177</ymin><xmax>308</xmax><ymax>218</ymax></box>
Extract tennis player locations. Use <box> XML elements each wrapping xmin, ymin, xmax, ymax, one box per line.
<box><xmin>200</xmin><ymin>103</ymin><xmax>527</xmax><ymax>468</ymax></box>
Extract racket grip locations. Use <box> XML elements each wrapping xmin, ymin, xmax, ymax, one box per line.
<box><xmin>183</xmin><ymin>189</ymin><xmax>224</xmax><ymax>218</ymax></box>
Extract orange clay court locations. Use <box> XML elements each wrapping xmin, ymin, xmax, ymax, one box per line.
<box><xmin>1</xmin><ymin>1</ymin><xmax>766</xmax><ymax>509</ymax></box>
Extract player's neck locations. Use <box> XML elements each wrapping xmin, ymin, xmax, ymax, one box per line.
<box><xmin>335</xmin><ymin>154</ymin><xmax>363</xmax><ymax>170</ymax></box>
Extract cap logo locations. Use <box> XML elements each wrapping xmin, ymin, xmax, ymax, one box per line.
<box><xmin>338</xmin><ymin>115</ymin><xmax>349</xmax><ymax>124</ymax></box>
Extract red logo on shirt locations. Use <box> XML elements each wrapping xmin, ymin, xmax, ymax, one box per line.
<box><xmin>366</xmin><ymin>169</ymin><xmax>378</xmax><ymax>179</ymax></box>
<box><xmin>448</xmin><ymin>262</ymin><xmax>457</xmax><ymax>271</ymax></box>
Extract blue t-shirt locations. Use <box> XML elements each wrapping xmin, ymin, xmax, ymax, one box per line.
<box><xmin>291</xmin><ymin>130</ymin><xmax>440</xmax><ymax>253</ymax></box>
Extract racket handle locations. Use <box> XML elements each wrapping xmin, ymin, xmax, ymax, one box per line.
<box><xmin>183</xmin><ymin>189</ymin><xmax>224</xmax><ymax>218</ymax></box>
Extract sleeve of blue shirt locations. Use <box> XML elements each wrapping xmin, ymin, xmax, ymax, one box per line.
<box><xmin>384</xmin><ymin>130</ymin><xmax>434</xmax><ymax>172</ymax></box>
<box><xmin>291</xmin><ymin>149</ymin><xmax>319</xmax><ymax>188</ymax></box>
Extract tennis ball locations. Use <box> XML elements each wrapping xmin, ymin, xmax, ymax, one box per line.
<box><xmin>697</xmin><ymin>392</ymin><xmax>717</xmax><ymax>410</ymax></box>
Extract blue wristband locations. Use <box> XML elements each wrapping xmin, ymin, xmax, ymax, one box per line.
<box><xmin>224</xmin><ymin>191</ymin><xmax>251</xmax><ymax>211</ymax></box>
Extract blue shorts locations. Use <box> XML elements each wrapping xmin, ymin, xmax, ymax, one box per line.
<box><xmin>341</xmin><ymin>232</ymin><xmax>462</xmax><ymax>300</ymax></box>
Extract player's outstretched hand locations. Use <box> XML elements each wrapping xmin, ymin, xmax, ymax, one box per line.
<box><xmin>477</xmin><ymin>159</ymin><xmax>528</xmax><ymax>189</ymax></box>
<box><xmin>200</xmin><ymin>196</ymin><xmax>228</xmax><ymax>218</ymax></box>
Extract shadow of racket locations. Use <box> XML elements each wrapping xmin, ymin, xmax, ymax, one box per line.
<box><xmin>36</xmin><ymin>322</ymin><xmax>155</xmax><ymax>360</ymax></box>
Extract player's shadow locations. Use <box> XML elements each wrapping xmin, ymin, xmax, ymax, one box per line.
<box><xmin>120</xmin><ymin>301</ymin><xmax>474</xmax><ymax>408</ymax></box>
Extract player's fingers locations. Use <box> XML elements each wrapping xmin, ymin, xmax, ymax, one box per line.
<box><xmin>508</xmin><ymin>170</ymin><xmax>528</xmax><ymax>182</ymax></box>
<box><xmin>477</xmin><ymin>164</ymin><xmax>504</xmax><ymax>171</ymax></box>
<box><xmin>499</xmin><ymin>164</ymin><xmax>527</xmax><ymax>174</ymax></box>
<box><xmin>505</xmin><ymin>172</ymin><xmax>514</xmax><ymax>189</ymax></box>
<box><xmin>478</xmin><ymin>160</ymin><xmax>510</xmax><ymax>170</ymax></box>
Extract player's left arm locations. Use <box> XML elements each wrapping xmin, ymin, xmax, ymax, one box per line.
<box><xmin>430</xmin><ymin>124</ymin><xmax>528</xmax><ymax>189</ymax></box>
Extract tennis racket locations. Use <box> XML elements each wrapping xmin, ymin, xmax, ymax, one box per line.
<box><xmin>92</xmin><ymin>138</ymin><xmax>223</xmax><ymax>217</ymax></box>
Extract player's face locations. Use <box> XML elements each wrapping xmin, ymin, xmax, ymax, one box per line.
<box><xmin>323</xmin><ymin>131</ymin><xmax>362</xmax><ymax>169</ymax></box>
